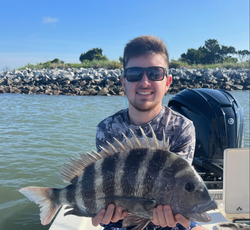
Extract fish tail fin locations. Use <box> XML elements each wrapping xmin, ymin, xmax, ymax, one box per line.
<box><xmin>19</xmin><ymin>186</ymin><xmax>61</xmax><ymax>225</ymax></box>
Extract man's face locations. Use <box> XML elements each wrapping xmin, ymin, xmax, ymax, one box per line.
<box><xmin>121</xmin><ymin>53</ymin><xmax>172</xmax><ymax>112</ymax></box>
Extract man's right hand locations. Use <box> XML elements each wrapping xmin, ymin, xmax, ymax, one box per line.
<box><xmin>152</xmin><ymin>205</ymin><xmax>191</xmax><ymax>228</ymax></box>
<box><xmin>92</xmin><ymin>204</ymin><xmax>129</xmax><ymax>226</ymax></box>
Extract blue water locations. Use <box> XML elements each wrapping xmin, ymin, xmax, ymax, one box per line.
<box><xmin>0</xmin><ymin>91</ymin><xmax>249</xmax><ymax>230</ymax></box>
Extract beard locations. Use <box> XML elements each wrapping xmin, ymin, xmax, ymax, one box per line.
<box><xmin>128</xmin><ymin>98</ymin><xmax>159</xmax><ymax>112</ymax></box>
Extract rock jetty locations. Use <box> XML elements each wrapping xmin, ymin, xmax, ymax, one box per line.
<box><xmin>0</xmin><ymin>68</ymin><xmax>249</xmax><ymax>96</ymax></box>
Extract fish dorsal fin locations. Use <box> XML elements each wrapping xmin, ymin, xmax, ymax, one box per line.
<box><xmin>139</xmin><ymin>126</ymin><xmax>150</xmax><ymax>148</ymax></box>
<box><xmin>149</xmin><ymin>124</ymin><xmax>159</xmax><ymax>149</ymax></box>
<box><xmin>60</xmin><ymin>150</ymin><xmax>105</xmax><ymax>183</ymax></box>
<box><xmin>121</xmin><ymin>133</ymin><xmax>133</xmax><ymax>149</ymax></box>
<box><xmin>60</xmin><ymin>124</ymin><xmax>169</xmax><ymax>183</ymax></box>
<box><xmin>99</xmin><ymin>145</ymin><xmax>112</xmax><ymax>156</ymax></box>
<box><xmin>166</xmin><ymin>137</ymin><xmax>170</xmax><ymax>151</ymax></box>
<box><xmin>113</xmin><ymin>137</ymin><xmax>126</xmax><ymax>151</ymax></box>
<box><xmin>106</xmin><ymin>141</ymin><xmax>119</xmax><ymax>153</ymax></box>
<box><xmin>129</xmin><ymin>128</ymin><xmax>142</xmax><ymax>148</ymax></box>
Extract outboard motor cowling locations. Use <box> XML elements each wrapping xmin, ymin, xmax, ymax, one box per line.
<box><xmin>168</xmin><ymin>88</ymin><xmax>244</xmax><ymax>186</ymax></box>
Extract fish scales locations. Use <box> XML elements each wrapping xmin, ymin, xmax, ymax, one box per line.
<box><xmin>101</xmin><ymin>153</ymin><xmax>119</xmax><ymax>208</ymax></box>
<box><xmin>50</xmin><ymin>188</ymin><xmax>61</xmax><ymax>206</ymax></box>
<box><xmin>74</xmin><ymin>173</ymin><xmax>87</xmax><ymax>215</ymax></box>
<box><xmin>59</xmin><ymin>189</ymin><xmax>69</xmax><ymax>208</ymax></box>
<box><xmin>94</xmin><ymin>159</ymin><xmax>106</xmax><ymax>211</ymax></box>
<box><xmin>113</xmin><ymin>148</ymin><xmax>129</xmax><ymax>196</ymax></box>
<box><xmin>134</xmin><ymin>149</ymin><xmax>154</xmax><ymax>197</ymax></box>
<box><xmin>81</xmin><ymin>163</ymin><xmax>97</xmax><ymax>215</ymax></box>
<box><xmin>101</xmin><ymin>153</ymin><xmax>119</xmax><ymax>195</ymax></box>
<box><xmin>19</xmin><ymin>124</ymin><xmax>217</xmax><ymax>230</ymax></box>
<box><xmin>141</xmin><ymin>149</ymin><xmax>168</xmax><ymax>198</ymax></box>
<box><xmin>65</xmin><ymin>184</ymin><xmax>76</xmax><ymax>204</ymax></box>
<box><xmin>121</xmin><ymin>149</ymin><xmax>148</xmax><ymax>196</ymax></box>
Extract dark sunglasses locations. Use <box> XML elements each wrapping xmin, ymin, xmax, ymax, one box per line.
<box><xmin>124</xmin><ymin>66</ymin><xmax>167</xmax><ymax>82</ymax></box>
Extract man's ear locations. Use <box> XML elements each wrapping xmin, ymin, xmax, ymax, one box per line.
<box><xmin>120</xmin><ymin>77</ymin><xmax>126</xmax><ymax>90</ymax></box>
<box><xmin>165</xmin><ymin>75</ymin><xmax>172</xmax><ymax>93</ymax></box>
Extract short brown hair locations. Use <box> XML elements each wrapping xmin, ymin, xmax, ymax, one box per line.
<box><xmin>123</xmin><ymin>35</ymin><xmax>169</xmax><ymax>69</ymax></box>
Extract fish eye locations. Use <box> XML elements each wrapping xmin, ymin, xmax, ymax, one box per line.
<box><xmin>185</xmin><ymin>182</ymin><xmax>195</xmax><ymax>192</ymax></box>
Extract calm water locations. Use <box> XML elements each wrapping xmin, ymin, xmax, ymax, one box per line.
<box><xmin>0</xmin><ymin>91</ymin><xmax>249</xmax><ymax>230</ymax></box>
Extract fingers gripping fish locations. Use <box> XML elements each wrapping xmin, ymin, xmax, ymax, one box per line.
<box><xmin>19</xmin><ymin>125</ymin><xmax>217</xmax><ymax>230</ymax></box>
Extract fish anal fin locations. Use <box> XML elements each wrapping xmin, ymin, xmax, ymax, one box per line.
<box><xmin>123</xmin><ymin>215</ymin><xmax>151</xmax><ymax>230</ymax></box>
<box><xmin>64</xmin><ymin>205</ymin><xmax>94</xmax><ymax>217</ymax></box>
<box><xmin>19</xmin><ymin>186</ymin><xmax>61</xmax><ymax>225</ymax></box>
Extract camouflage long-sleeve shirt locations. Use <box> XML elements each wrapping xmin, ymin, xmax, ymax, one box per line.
<box><xmin>96</xmin><ymin>106</ymin><xmax>195</xmax><ymax>165</ymax></box>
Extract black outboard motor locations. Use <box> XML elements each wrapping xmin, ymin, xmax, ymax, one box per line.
<box><xmin>168</xmin><ymin>88</ymin><xmax>244</xmax><ymax>188</ymax></box>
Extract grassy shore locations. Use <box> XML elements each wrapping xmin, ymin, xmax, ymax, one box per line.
<box><xmin>17</xmin><ymin>59</ymin><xmax>250</xmax><ymax>70</ymax></box>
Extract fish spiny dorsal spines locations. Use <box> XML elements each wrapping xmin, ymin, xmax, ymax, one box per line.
<box><xmin>90</xmin><ymin>150</ymin><xmax>104</xmax><ymax>159</ymax></box>
<box><xmin>129</xmin><ymin>128</ymin><xmax>142</xmax><ymax>148</ymax></box>
<box><xmin>61</xmin><ymin>125</ymin><xmax>169</xmax><ymax>184</ymax></box>
<box><xmin>99</xmin><ymin>145</ymin><xmax>113</xmax><ymax>156</ymax></box>
<box><xmin>149</xmin><ymin>124</ymin><xmax>159</xmax><ymax>149</ymax></box>
<box><xmin>113</xmin><ymin>137</ymin><xmax>126</xmax><ymax>151</ymax></box>
<box><xmin>166</xmin><ymin>137</ymin><xmax>170</xmax><ymax>151</ymax></box>
<box><xmin>162</xmin><ymin>129</ymin><xmax>166</xmax><ymax>148</ymax></box>
<box><xmin>87</xmin><ymin>152</ymin><xmax>99</xmax><ymax>161</ymax></box>
<box><xmin>158</xmin><ymin>130</ymin><xmax>170</xmax><ymax>151</ymax></box>
<box><xmin>106</xmin><ymin>141</ymin><xmax>119</xmax><ymax>153</ymax></box>
<box><xmin>139</xmin><ymin>126</ymin><xmax>150</xmax><ymax>148</ymax></box>
<box><xmin>121</xmin><ymin>133</ymin><xmax>133</xmax><ymax>149</ymax></box>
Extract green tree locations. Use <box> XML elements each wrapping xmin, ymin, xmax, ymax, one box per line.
<box><xmin>119</xmin><ymin>56</ymin><xmax>123</xmax><ymax>64</ymax></box>
<box><xmin>203</xmin><ymin>39</ymin><xmax>222</xmax><ymax>63</ymax></box>
<box><xmin>219</xmin><ymin>45</ymin><xmax>236</xmax><ymax>62</ymax></box>
<box><xmin>79</xmin><ymin>48</ymin><xmax>108</xmax><ymax>62</ymax></box>
<box><xmin>51</xmin><ymin>58</ymin><xmax>60</xmax><ymax>64</ymax></box>
<box><xmin>180</xmin><ymin>47</ymin><xmax>205</xmax><ymax>65</ymax></box>
<box><xmin>180</xmin><ymin>39</ymin><xmax>237</xmax><ymax>64</ymax></box>
<box><xmin>237</xmin><ymin>50</ymin><xmax>250</xmax><ymax>62</ymax></box>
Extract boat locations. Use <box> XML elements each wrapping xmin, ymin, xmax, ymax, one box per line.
<box><xmin>49</xmin><ymin>89</ymin><xmax>250</xmax><ymax>229</ymax></box>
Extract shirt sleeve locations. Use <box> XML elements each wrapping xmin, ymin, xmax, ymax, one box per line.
<box><xmin>95</xmin><ymin>120</ymin><xmax>112</xmax><ymax>152</ymax></box>
<box><xmin>95</xmin><ymin>110</ymin><xmax>128</xmax><ymax>152</ymax></box>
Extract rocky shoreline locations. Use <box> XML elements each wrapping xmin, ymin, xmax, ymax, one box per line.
<box><xmin>0</xmin><ymin>68</ymin><xmax>249</xmax><ymax>96</ymax></box>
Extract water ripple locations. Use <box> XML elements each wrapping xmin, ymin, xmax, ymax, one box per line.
<box><xmin>0</xmin><ymin>92</ymin><xmax>249</xmax><ymax>229</ymax></box>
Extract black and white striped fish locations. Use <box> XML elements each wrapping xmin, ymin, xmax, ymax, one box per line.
<box><xmin>19</xmin><ymin>125</ymin><xmax>217</xmax><ymax>230</ymax></box>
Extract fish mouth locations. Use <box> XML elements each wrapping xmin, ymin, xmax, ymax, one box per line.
<box><xmin>192</xmin><ymin>200</ymin><xmax>218</xmax><ymax>222</ymax></box>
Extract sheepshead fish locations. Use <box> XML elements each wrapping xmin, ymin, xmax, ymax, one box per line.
<box><xmin>19</xmin><ymin>125</ymin><xmax>217</xmax><ymax>230</ymax></box>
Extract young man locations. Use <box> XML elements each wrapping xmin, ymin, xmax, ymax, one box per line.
<box><xmin>92</xmin><ymin>35</ymin><xmax>205</xmax><ymax>230</ymax></box>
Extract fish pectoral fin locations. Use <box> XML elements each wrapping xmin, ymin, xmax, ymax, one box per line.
<box><xmin>123</xmin><ymin>215</ymin><xmax>151</xmax><ymax>230</ymax></box>
<box><xmin>144</xmin><ymin>199</ymin><xmax>156</xmax><ymax>210</ymax></box>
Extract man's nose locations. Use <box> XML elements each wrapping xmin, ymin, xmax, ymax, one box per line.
<box><xmin>139</xmin><ymin>71</ymin><xmax>151</xmax><ymax>85</ymax></box>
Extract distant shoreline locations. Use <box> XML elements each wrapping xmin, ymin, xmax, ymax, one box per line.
<box><xmin>0</xmin><ymin>68</ymin><xmax>249</xmax><ymax>95</ymax></box>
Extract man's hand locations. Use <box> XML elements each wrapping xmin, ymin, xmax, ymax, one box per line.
<box><xmin>152</xmin><ymin>205</ymin><xmax>191</xmax><ymax>228</ymax></box>
<box><xmin>92</xmin><ymin>204</ymin><xmax>129</xmax><ymax>226</ymax></box>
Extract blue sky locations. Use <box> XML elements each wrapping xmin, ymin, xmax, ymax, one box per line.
<box><xmin>0</xmin><ymin>0</ymin><xmax>249</xmax><ymax>71</ymax></box>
